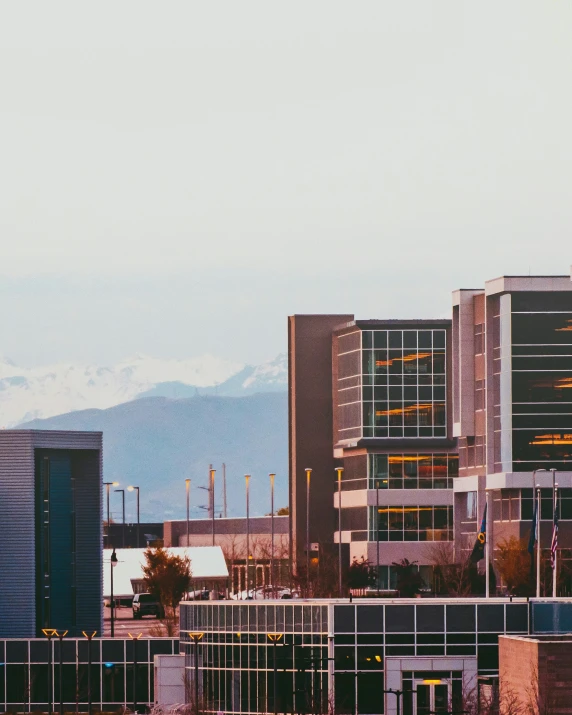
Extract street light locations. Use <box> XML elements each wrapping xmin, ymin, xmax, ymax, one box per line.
<box><xmin>103</xmin><ymin>481</ymin><xmax>119</xmax><ymax>546</ymax></box>
<box><xmin>115</xmin><ymin>489</ymin><xmax>126</xmax><ymax>548</ymax></box>
<box><xmin>267</xmin><ymin>633</ymin><xmax>283</xmax><ymax>715</ymax></box>
<box><xmin>305</xmin><ymin>468</ymin><xmax>312</xmax><ymax>596</ymax></box>
<box><xmin>110</xmin><ymin>548</ymin><xmax>118</xmax><ymax>637</ymax></box>
<box><xmin>270</xmin><ymin>473</ymin><xmax>276</xmax><ymax>598</ymax></box>
<box><xmin>336</xmin><ymin>468</ymin><xmax>343</xmax><ymax>598</ymax></box>
<box><xmin>128</xmin><ymin>632</ymin><xmax>143</xmax><ymax>711</ymax></box>
<box><xmin>186</xmin><ymin>632</ymin><xmax>204</xmax><ymax>715</ymax></box>
<box><xmin>127</xmin><ymin>486</ymin><xmax>140</xmax><ymax>548</ymax></box>
<box><xmin>42</xmin><ymin>629</ymin><xmax>56</xmax><ymax>715</ymax></box>
<box><xmin>54</xmin><ymin>630</ymin><xmax>68</xmax><ymax>715</ymax></box>
<box><xmin>245</xmin><ymin>475</ymin><xmax>251</xmax><ymax>596</ymax></box>
<box><xmin>210</xmin><ymin>468</ymin><xmax>216</xmax><ymax>546</ymax></box>
<box><xmin>185</xmin><ymin>479</ymin><xmax>191</xmax><ymax>547</ymax></box>
<box><xmin>82</xmin><ymin>631</ymin><xmax>97</xmax><ymax>715</ymax></box>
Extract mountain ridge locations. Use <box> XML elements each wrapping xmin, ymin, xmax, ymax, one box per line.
<box><xmin>19</xmin><ymin>391</ymin><xmax>289</xmax><ymax>521</ymax></box>
<box><xmin>0</xmin><ymin>352</ymin><xmax>287</xmax><ymax>426</ymax></box>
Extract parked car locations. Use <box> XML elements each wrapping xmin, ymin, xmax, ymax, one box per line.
<box><xmin>231</xmin><ymin>586</ymin><xmax>299</xmax><ymax>600</ymax></box>
<box><xmin>132</xmin><ymin>592</ymin><xmax>164</xmax><ymax>619</ymax></box>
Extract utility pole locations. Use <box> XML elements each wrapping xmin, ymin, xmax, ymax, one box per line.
<box><xmin>223</xmin><ymin>463</ymin><xmax>228</xmax><ymax>518</ymax></box>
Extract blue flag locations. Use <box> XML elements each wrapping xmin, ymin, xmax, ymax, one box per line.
<box><xmin>470</xmin><ymin>503</ymin><xmax>487</xmax><ymax>563</ymax></box>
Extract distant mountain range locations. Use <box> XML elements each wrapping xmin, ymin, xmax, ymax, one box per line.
<box><xmin>20</xmin><ymin>391</ymin><xmax>288</xmax><ymax>521</ymax></box>
<box><xmin>0</xmin><ymin>352</ymin><xmax>287</xmax><ymax>427</ymax></box>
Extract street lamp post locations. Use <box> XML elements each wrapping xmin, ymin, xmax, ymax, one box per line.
<box><xmin>82</xmin><ymin>631</ymin><xmax>96</xmax><ymax>715</ymax></box>
<box><xmin>210</xmin><ymin>468</ymin><xmax>216</xmax><ymax>546</ymax></box>
<box><xmin>115</xmin><ymin>489</ymin><xmax>126</xmax><ymax>548</ymax></box>
<box><xmin>103</xmin><ymin>481</ymin><xmax>119</xmax><ymax>546</ymax></box>
<box><xmin>54</xmin><ymin>630</ymin><xmax>68</xmax><ymax>715</ymax></box>
<box><xmin>185</xmin><ymin>479</ymin><xmax>191</xmax><ymax>547</ymax></box>
<box><xmin>110</xmin><ymin>548</ymin><xmax>118</xmax><ymax>637</ymax></box>
<box><xmin>245</xmin><ymin>475</ymin><xmax>251</xmax><ymax>596</ymax></box>
<box><xmin>128</xmin><ymin>632</ymin><xmax>142</xmax><ymax>711</ymax></box>
<box><xmin>305</xmin><ymin>468</ymin><xmax>312</xmax><ymax>596</ymax></box>
<box><xmin>267</xmin><ymin>633</ymin><xmax>283</xmax><ymax>715</ymax></box>
<box><xmin>187</xmin><ymin>632</ymin><xmax>204</xmax><ymax>715</ymax></box>
<box><xmin>127</xmin><ymin>486</ymin><xmax>140</xmax><ymax>548</ymax></box>
<box><xmin>42</xmin><ymin>629</ymin><xmax>56</xmax><ymax>715</ymax></box>
<box><xmin>336</xmin><ymin>468</ymin><xmax>343</xmax><ymax>598</ymax></box>
<box><xmin>270</xmin><ymin>473</ymin><xmax>276</xmax><ymax>598</ymax></box>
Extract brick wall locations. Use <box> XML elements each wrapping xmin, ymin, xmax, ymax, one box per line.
<box><xmin>500</xmin><ymin>636</ymin><xmax>572</xmax><ymax>715</ymax></box>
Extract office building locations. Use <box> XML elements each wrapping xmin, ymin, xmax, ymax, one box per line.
<box><xmin>333</xmin><ymin>319</ymin><xmax>456</xmax><ymax>589</ymax></box>
<box><xmin>0</xmin><ymin>430</ymin><xmax>103</xmax><ymax>637</ymax></box>
<box><xmin>0</xmin><ymin>636</ymin><xmax>178</xmax><ymax>711</ymax></box>
<box><xmin>289</xmin><ymin>315</ymin><xmax>457</xmax><ymax>588</ymax></box>
<box><xmin>452</xmin><ymin>276</ymin><xmax>572</xmax><ymax>567</ymax></box>
<box><xmin>179</xmin><ymin>597</ymin><xmax>572</xmax><ymax>715</ymax></box>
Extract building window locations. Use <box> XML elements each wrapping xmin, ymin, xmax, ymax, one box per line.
<box><xmin>368</xmin><ymin>454</ymin><xmax>458</xmax><ymax>490</ymax></box>
<box><xmin>511</xmin><ymin>299</ymin><xmax>572</xmax><ymax>472</ymax></box>
<box><xmin>475</xmin><ymin>379</ymin><xmax>485</xmax><ymax>410</ymax></box>
<box><xmin>361</xmin><ymin>329</ymin><xmax>447</xmax><ymax>439</ymax></box>
<box><xmin>474</xmin><ymin>324</ymin><xmax>484</xmax><ymax>355</ymax></box>
<box><xmin>368</xmin><ymin>505</ymin><xmax>453</xmax><ymax>542</ymax></box>
<box><xmin>466</xmin><ymin>492</ymin><xmax>477</xmax><ymax>520</ymax></box>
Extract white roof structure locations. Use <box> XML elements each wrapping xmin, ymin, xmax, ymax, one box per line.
<box><xmin>103</xmin><ymin>546</ymin><xmax>229</xmax><ymax>598</ymax></box>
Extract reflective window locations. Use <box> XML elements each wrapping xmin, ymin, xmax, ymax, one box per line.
<box><xmin>369</xmin><ymin>506</ymin><xmax>453</xmax><ymax>542</ymax></box>
<box><xmin>511</xmin><ymin>297</ymin><xmax>572</xmax><ymax>471</ymax></box>
<box><xmin>368</xmin><ymin>454</ymin><xmax>458</xmax><ymax>489</ymax></box>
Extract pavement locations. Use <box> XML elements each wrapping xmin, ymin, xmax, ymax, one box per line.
<box><xmin>103</xmin><ymin>606</ymin><xmax>179</xmax><ymax>637</ymax></box>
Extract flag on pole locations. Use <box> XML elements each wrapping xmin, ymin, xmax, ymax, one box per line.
<box><xmin>550</xmin><ymin>492</ymin><xmax>559</xmax><ymax>570</ymax></box>
<box><xmin>470</xmin><ymin>503</ymin><xmax>487</xmax><ymax>563</ymax></box>
<box><xmin>527</xmin><ymin>494</ymin><xmax>538</xmax><ymax>576</ymax></box>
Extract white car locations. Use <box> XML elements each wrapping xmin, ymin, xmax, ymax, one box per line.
<box><xmin>230</xmin><ymin>586</ymin><xmax>298</xmax><ymax>600</ymax></box>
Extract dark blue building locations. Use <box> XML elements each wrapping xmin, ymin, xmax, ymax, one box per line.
<box><xmin>0</xmin><ymin>430</ymin><xmax>103</xmax><ymax>637</ymax></box>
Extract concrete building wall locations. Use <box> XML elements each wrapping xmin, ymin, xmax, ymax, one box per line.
<box><xmin>288</xmin><ymin>314</ymin><xmax>353</xmax><ymax>570</ymax></box>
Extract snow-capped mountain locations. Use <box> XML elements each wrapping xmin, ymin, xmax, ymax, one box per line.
<box><xmin>0</xmin><ymin>352</ymin><xmax>287</xmax><ymax>427</ymax></box>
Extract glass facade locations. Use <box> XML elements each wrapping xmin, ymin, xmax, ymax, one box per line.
<box><xmin>180</xmin><ymin>600</ymin><xmax>534</xmax><ymax>715</ymax></box>
<box><xmin>336</xmin><ymin>328</ymin><xmax>448</xmax><ymax>442</ymax></box>
<box><xmin>181</xmin><ymin>602</ymin><xmax>329</xmax><ymax>715</ymax></box>
<box><xmin>368</xmin><ymin>506</ymin><xmax>454</xmax><ymax>542</ymax></box>
<box><xmin>0</xmin><ymin>637</ymin><xmax>178</xmax><ymax>711</ymax></box>
<box><xmin>510</xmin><ymin>293</ymin><xmax>572</xmax><ymax>471</ymax></box>
<box><xmin>368</xmin><ymin>454</ymin><xmax>458</xmax><ymax>490</ymax></box>
<box><xmin>362</xmin><ymin>329</ymin><xmax>447</xmax><ymax>439</ymax></box>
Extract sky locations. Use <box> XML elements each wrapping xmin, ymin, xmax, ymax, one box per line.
<box><xmin>1</xmin><ymin>2</ymin><xmax>571</xmax><ymax>367</ymax></box>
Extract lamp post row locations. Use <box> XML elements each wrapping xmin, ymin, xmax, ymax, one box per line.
<box><xmin>103</xmin><ymin>481</ymin><xmax>141</xmax><ymax>549</ymax></box>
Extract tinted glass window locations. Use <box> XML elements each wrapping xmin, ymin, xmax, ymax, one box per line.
<box><xmin>478</xmin><ymin>605</ymin><xmax>504</xmax><ymax>632</ymax></box>
<box><xmin>446</xmin><ymin>605</ymin><xmax>475</xmax><ymax>632</ymax></box>
<box><xmin>416</xmin><ymin>605</ymin><xmax>444</xmax><ymax>632</ymax></box>
<box><xmin>505</xmin><ymin>603</ymin><xmax>528</xmax><ymax>633</ymax></box>
<box><xmin>357</xmin><ymin>605</ymin><xmax>383</xmax><ymax>633</ymax></box>
<box><xmin>385</xmin><ymin>605</ymin><xmax>414</xmax><ymax>632</ymax></box>
<box><xmin>334</xmin><ymin>606</ymin><xmax>356</xmax><ymax>633</ymax></box>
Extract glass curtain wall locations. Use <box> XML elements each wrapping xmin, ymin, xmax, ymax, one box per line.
<box><xmin>362</xmin><ymin>329</ymin><xmax>447</xmax><ymax>438</ymax></box>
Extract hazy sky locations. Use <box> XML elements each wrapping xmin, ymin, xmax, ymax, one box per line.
<box><xmin>1</xmin><ymin>2</ymin><xmax>571</xmax><ymax>367</ymax></box>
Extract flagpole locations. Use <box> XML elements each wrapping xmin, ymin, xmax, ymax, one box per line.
<box><xmin>485</xmin><ymin>490</ymin><xmax>490</xmax><ymax>599</ymax></box>
<box><xmin>553</xmin><ymin>471</ymin><xmax>558</xmax><ymax>598</ymax></box>
<box><xmin>536</xmin><ymin>486</ymin><xmax>541</xmax><ymax>598</ymax></box>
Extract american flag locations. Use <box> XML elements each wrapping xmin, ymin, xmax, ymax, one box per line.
<box><xmin>550</xmin><ymin>492</ymin><xmax>559</xmax><ymax>570</ymax></box>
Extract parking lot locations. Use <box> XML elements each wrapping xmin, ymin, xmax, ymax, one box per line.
<box><xmin>103</xmin><ymin>605</ymin><xmax>178</xmax><ymax>637</ymax></box>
